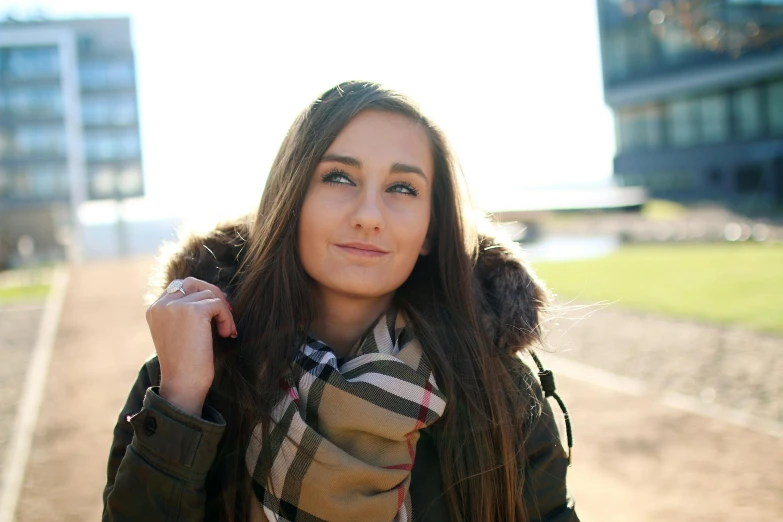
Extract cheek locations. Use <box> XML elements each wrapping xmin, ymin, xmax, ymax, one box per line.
<box><xmin>390</xmin><ymin>206</ymin><xmax>430</xmax><ymax>259</ymax></box>
<box><xmin>297</xmin><ymin>194</ymin><xmax>329</xmax><ymax>271</ymax></box>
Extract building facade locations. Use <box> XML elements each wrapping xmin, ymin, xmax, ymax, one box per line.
<box><xmin>597</xmin><ymin>0</ymin><xmax>783</xmax><ymax>210</ymax></box>
<box><xmin>0</xmin><ymin>16</ymin><xmax>142</xmax><ymax>266</ymax></box>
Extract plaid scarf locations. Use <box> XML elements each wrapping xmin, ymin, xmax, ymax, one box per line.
<box><xmin>244</xmin><ymin>308</ymin><xmax>448</xmax><ymax>522</ymax></box>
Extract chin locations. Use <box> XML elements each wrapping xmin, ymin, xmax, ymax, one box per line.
<box><xmin>321</xmin><ymin>278</ymin><xmax>398</xmax><ymax>300</ymax></box>
<box><xmin>337</xmin><ymin>285</ymin><xmax>395</xmax><ymax>300</ymax></box>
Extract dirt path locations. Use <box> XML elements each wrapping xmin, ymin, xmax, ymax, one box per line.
<box><xmin>551</xmin><ymin>373</ymin><xmax>783</xmax><ymax>521</ymax></box>
<box><xmin>540</xmin><ymin>302</ymin><xmax>783</xmax><ymax>424</ymax></box>
<box><xmin>9</xmin><ymin>257</ymin><xmax>783</xmax><ymax>521</ymax></box>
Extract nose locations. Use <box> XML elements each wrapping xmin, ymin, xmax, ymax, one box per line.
<box><xmin>350</xmin><ymin>186</ymin><xmax>384</xmax><ymax>232</ymax></box>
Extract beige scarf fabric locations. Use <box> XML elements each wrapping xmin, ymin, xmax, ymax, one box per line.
<box><xmin>245</xmin><ymin>308</ymin><xmax>447</xmax><ymax>522</ymax></box>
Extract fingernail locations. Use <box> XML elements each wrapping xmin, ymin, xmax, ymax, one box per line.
<box><xmin>231</xmin><ymin>330</ymin><xmax>238</xmax><ymax>338</ymax></box>
<box><xmin>228</xmin><ymin>303</ymin><xmax>234</xmax><ymax>312</ymax></box>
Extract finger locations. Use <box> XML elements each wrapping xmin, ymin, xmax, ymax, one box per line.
<box><xmin>160</xmin><ymin>277</ymin><xmax>233</xmax><ymax>311</ymax></box>
<box><xmin>182</xmin><ymin>277</ymin><xmax>233</xmax><ymax>311</ymax></box>
<box><xmin>156</xmin><ymin>279</ymin><xmax>190</xmax><ymax>304</ymax></box>
<box><xmin>186</xmin><ymin>278</ymin><xmax>233</xmax><ymax>311</ymax></box>
<box><xmin>175</xmin><ymin>290</ymin><xmax>237</xmax><ymax>335</ymax></box>
<box><xmin>191</xmin><ymin>297</ymin><xmax>237</xmax><ymax>338</ymax></box>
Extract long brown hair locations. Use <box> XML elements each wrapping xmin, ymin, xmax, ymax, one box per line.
<box><xmin>207</xmin><ymin>81</ymin><xmax>537</xmax><ymax>521</ymax></box>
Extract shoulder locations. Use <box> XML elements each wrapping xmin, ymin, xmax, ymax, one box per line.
<box><xmin>508</xmin><ymin>355</ymin><xmax>578</xmax><ymax>520</ymax></box>
<box><xmin>502</xmin><ymin>353</ymin><xmax>571</xmax><ymax>462</ymax></box>
<box><xmin>504</xmin><ymin>353</ymin><xmax>547</xmax><ymax>422</ymax></box>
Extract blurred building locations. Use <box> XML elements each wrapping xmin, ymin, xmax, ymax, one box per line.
<box><xmin>597</xmin><ymin>0</ymin><xmax>783</xmax><ymax>210</ymax></box>
<box><xmin>0</xmin><ymin>16</ymin><xmax>143</xmax><ymax>267</ymax></box>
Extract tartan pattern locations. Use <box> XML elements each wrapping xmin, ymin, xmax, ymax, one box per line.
<box><xmin>245</xmin><ymin>308</ymin><xmax>447</xmax><ymax>522</ymax></box>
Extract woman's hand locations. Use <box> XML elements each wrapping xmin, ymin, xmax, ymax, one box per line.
<box><xmin>145</xmin><ymin>277</ymin><xmax>237</xmax><ymax>417</ymax></box>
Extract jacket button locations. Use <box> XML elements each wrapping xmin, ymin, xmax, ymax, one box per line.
<box><xmin>144</xmin><ymin>415</ymin><xmax>157</xmax><ymax>436</ymax></box>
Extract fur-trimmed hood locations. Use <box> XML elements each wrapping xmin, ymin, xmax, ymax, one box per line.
<box><xmin>148</xmin><ymin>213</ymin><xmax>548</xmax><ymax>355</ymax></box>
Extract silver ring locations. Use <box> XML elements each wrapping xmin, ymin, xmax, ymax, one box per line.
<box><xmin>165</xmin><ymin>279</ymin><xmax>186</xmax><ymax>296</ymax></box>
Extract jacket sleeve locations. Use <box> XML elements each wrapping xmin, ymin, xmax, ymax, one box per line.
<box><xmin>516</xmin><ymin>359</ymin><xmax>579</xmax><ymax>522</ymax></box>
<box><xmin>102</xmin><ymin>357</ymin><xmax>226</xmax><ymax>522</ymax></box>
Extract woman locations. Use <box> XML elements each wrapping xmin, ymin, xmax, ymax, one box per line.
<box><xmin>102</xmin><ymin>81</ymin><xmax>578</xmax><ymax>521</ymax></box>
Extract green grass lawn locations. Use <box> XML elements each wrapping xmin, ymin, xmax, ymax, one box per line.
<box><xmin>532</xmin><ymin>243</ymin><xmax>783</xmax><ymax>334</ymax></box>
<box><xmin>0</xmin><ymin>284</ymin><xmax>50</xmax><ymax>304</ymax></box>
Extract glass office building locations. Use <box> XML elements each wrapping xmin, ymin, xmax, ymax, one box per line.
<box><xmin>597</xmin><ymin>0</ymin><xmax>783</xmax><ymax>209</ymax></box>
<box><xmin>0</xmin><ymin>16</ymin><xmax>142</xmax><ymax>265</ymax></box>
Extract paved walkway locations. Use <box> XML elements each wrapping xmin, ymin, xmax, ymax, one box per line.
<box><xmin>4</xmin><ymin>257</ymin><xmax>782</xmax><ymax>521</ymax></box>
<box><xmin>0</xmin><ymin>305</ymin><xmax>44</xmax><ymax>487</ymax></box>
<box><xmin>14</xmin><ymin>257</ymin><xmax>155</xmax><ymax>522</ymax></box>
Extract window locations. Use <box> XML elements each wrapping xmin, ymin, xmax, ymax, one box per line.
<box><xmin>119</xmin><ymin>133</ymin><xmax>140</xmax><ymax>157</ymax></box>
<box><xmin>5</xmin><ymin>46</ymin><xmax>59</xmax><ymax>79</ymax></box>
<box><xmin>87</xmin><ymin>163</ymin><xmax>142</xmax><ymax>199</ymax></box>
<box><xmin>659</xmin><ymin>25</ymin><xmax>699</xmax><ymax>66</ymax></box>
<box><xmin>79</xmin><ymin>63</ymin><xmax>103</xmax><ymax>89</ymax></box>
<box><xmin>667</xmin><ymin>98</ymin><xmax>699</xmax><ymax>147</ymax></box>
<box><xmin>84</xmin><ymin>129</ymin><xmax>140</xmax><ymax>160</ymax></box>
<box><xmin>604</xmin><ymin>31</ymin><xmax>630</xmax><ymax>82</ymax></box>
<box><xmin>5</xmin><ymin>86</ymin><xmax>63</xmax><ymax>117</ymax></box>
<box><xmin>4</xmin><ymin>163</ymin><xmax>67</xmax><ymax>201</ymax></box>
<box><xmin>732</xmin><ymin>86</ymin><xmax>762</xmax><ymax>139</ymax></box>
<box><xmin>85</xmin><ymin>134</ymin><xmax>115</xmax><ymax>160</ymax></box>
<box><xmin>12</xmin><ymin>170</ymin><xmax>32</xmax><ymax>199</ymax></box>
<box><xmin>616</xmin><ymin>105</ymin><xmax>662</xmax><ymax>151</ymax></box>
<box><xmin>615</xmin><ymin>172</ymin><xmax>643</xmax><ymax>187</ymax></box>
<box><xmin>0</xmin><ymin>130</ymin><xmax>11</xmax><ymax>156</ymax></box>
<box><xmin>89</xmin><ymin>166</ymin><xmax>116</xmax><ymax>198</ymax></box>
<box><xmin>81</xmin><ymin>94</ymin><xmax>137</xmax><ymax>125</ymax></box>
<box><xmin>28</xmin><ymin>164</ymin><xmax>68</xmax><ymax>198</ymax></box>
<box><xmin>642</xmin><ymin>106</ymin><xmax>663</xmax><ymax>148</ymax></box>
<box><xmin>79</xmin><ymin>60</ymin><xmax>135</xmax><ymax>90</ymax></box>
<box><xmin>0</xmin><ymin>167</ymin><xmax>8</xmax><ymax>197</ymax></box>
<box><xmin>106</xmin><ymin>61</ymin><xmax>135</xmax><ymax>87</ymax></box>
<box><xmin>14</xmin><ymin>125</ymin><xmax>66</xmax><ymax>156</ymax></box>
<box><xmin>118</xmin><ymin>166</ymin><xmax>143</xmax><ymax>196</ymax></box>
<box><xmin>645</xmin><ymin>171</ymin><xmax>696</xmax><ymax>192</ymax></box>
<box><xmin>699</xmin><ymin>94</ymin><xmax>729</xmax><ymax>143</ymax></box>
<box><xmin>617</xmin><ymin>110</ymin><xmax>643</xmax><ymax>151</ymax></box>
<box><xmin>768</xmin><ymin>80</ymin><xmax>783</xmax><ymax>135</ymax></box>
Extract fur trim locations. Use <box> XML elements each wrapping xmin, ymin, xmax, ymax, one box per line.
<box><xmin>147</xmin><ymin>214</ymin><xmax>549</xmax><ymax>355</ymax></box>
<box><xmin>474</xmin><ymin>234</ymin><xmax>549</xmax><ymax>354</ymax></box>
<box><xmin>146</xmin><ymin>215</ymin><xmax>252</xmax><ymax>306</ymax></box>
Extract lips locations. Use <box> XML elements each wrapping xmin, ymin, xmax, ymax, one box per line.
<box><xmin>337</xmin><ymin>242</ymin><xmax>388</xmax><ymax>253</ymax></box>
<box><xmin>334</xmin><ymin>242</ymin><xmax>389</xmax><ymax>257</ymax></box>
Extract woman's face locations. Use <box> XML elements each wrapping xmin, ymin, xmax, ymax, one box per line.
<box><xmin>298</xmin><ymin>109</ymin><xmax>433</xmax><ymax>301</ymax></box>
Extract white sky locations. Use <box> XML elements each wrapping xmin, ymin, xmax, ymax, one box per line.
<box><xmin>2</xmin><ymin>0</ymin><xmax>616</xmax><ymax>224</ymax></box>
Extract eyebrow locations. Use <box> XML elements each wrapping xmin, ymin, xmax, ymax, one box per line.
<box><xmin>320</xmin><ymin>154</ymin><xmax>428</xmax><ymax>181</ymax></box>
